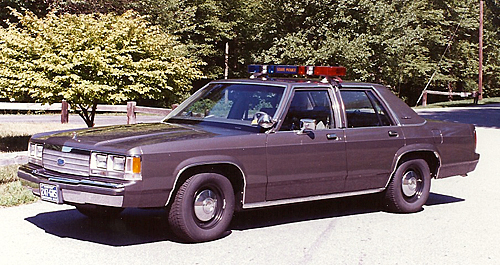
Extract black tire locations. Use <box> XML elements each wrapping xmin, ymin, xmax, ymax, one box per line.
<box><xmin>76</xmin><ymin>204</ymin><xmax>124</xmax><ymax>219</ymax></box>
<box><xmin>383</xmin><ymin>159</ymin><xmax>431</xmax><ymax>213</ymax></box>
<box><xmin>168</xmin><ymin>173</ymin><xmax>235</xmax><ymax>242</ymax></box>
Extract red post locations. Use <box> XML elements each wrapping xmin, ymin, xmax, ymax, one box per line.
<box><xmin>61</xmin><ymin>100</ymin><xmax>69</xmax><ymax>124</ymax></box>
<box><xmin>422</xmin><ymin>91</ymin><xmax>428</xmax><ymax>107</ymax></box>
<box><xmin>127</xmin><ymin>101</ymin><xmax>137</xmax><ymax>125</ymax></box>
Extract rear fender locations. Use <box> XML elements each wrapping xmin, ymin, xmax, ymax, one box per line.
<box><xmin>386</xmin><ymin>145</ymin><xmax>441</xmax><ymax>188</ymax></box>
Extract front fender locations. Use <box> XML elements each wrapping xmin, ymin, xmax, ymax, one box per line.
<box><xmin>172</xmin><ymin>155</ymin><xmax>247</xmax><ymax>180</ymax></box>
<box><xmin>165</xmin><ymin>155</ymin><xmax>248</xmax><ymax>207</ymax></box>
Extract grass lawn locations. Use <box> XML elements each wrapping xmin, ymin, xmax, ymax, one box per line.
<box><xmin>0</xmin><ymin>165</ymin><xmax>38</xmax><ymax>207</ymax></box>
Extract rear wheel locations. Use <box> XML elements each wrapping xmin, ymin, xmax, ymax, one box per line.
<box><xmin>383</xmin><ymin>159</ymin><xmax>431</xmax><ymax>213</ymax></box>
<box><xmin>168</xmin><ymin>173</ymin><xmax>235</xmax><ymax>242</ymax></box>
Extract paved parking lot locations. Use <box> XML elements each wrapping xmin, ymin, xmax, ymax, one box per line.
<box><xmin>0</xmin><ymin>107</ymin><xmax>499</xmax><ymax>264</ymax></box>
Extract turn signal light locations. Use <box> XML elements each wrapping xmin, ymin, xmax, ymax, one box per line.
<box><xmin>132</xmin><ymin>157</ymin><xmax>141</xmax><ymax>174</ymax></box>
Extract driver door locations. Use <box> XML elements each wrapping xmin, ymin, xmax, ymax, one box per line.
<box><xmin>266</xmin><ymin>89</ymin><xmax>347</xmax><ymax>201</ymax></box>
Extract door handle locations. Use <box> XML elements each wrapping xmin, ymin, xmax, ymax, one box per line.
<box><xmin>326</xmin><ymin>133</ymin><xmax>338</xmax><ymax>140</ymax></box>
<box><xmin>388</xmin><ymin>131</ymin><xmax>399</xmax><ymax>137</ymax></box>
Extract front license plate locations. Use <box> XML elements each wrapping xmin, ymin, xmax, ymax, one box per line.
<box><xmin>40</xmin><ymin>183</ymin><xmax>61</xmax><ymax>204</ymax></box>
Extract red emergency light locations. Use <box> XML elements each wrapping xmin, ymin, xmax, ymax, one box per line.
<box><xmin>313</xmin><ymin>66</ymin><xmax>346</xmax><ymax>77</ymax></box>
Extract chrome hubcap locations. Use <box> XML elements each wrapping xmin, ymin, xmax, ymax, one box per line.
<box><xmin>194</xmin><ymin>189</ymin><xmax>217</xmax><ymax>222</ymax></box>
<box><xmin>402</xmin><ymin>171</ymin><xmax>419</xmax><ymax>197</ymax></box>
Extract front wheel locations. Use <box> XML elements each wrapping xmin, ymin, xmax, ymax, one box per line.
<box><xmin>168</xmin><ymin>173</ymin><xmax>235</xmax><ymax>242</ymax></box>
<box><xmin>383</xmin><ymin>159</ymin><xmax>431</xmax><ymax>213</ymax></box>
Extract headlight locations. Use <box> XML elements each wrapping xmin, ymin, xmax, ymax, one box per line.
<box><xmin>90</xmin><ymin>152</ymin><xmax>142</xmax><ymax>180</ymax></box>
<box><xmin>111</xmin><ymin>156</ymin><xmax>126</xmax><ymax>171</ymax></box>
<box><xmin>95</xmin><ymin>154</ymin><xmax>108</xmax><ymax>169</ymax></box>
<box><xmin>28</xmin><ymin>142</ymin><xmax>43</xmax><ymax>164</ymax></box>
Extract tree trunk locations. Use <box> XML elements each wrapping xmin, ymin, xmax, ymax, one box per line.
<box><xmin>77</xmin><ymin>103</ymin><xmax>95</xmax><ymax>127</ymax></box>
<box><xmin>89</xmin><ymin>101</ymin><xmax>98</xmax><ymax>127</ymax></box>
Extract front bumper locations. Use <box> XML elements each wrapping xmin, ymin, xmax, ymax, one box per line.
<box><xmin>18</xmin><ymin>164</ymin><xmax>168</xmax><ymax>208</ymax></box>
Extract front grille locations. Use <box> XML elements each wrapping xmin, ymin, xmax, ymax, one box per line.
<box><xmin>43</xmin><ymin>148</ymin><xmax>90</xmax><ymax>177</ymax></box>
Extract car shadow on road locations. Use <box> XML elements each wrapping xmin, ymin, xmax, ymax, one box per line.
<box><xmin>231</xmin><ymin>192</ymin><xmax>464</xmax><ymax>230</ymax></box>
<box><xmin>425</xmin><ymin>192</ymin><xmax>464</xmax><ymax>206</ymax></box>
<box><xmin>25</xmin><ymin>208</ymin><xmax>178</xmax><ymax>246</ymax></box>
<box><xmin>24</xmin><ymin>192</ymin><xmax>463</xmax><ymax>246</ymax></box>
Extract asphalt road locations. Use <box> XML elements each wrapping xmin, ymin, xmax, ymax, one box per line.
<box><xmin>1</xmin><ymin>107</ymin><xmax>499</xmax><ymax>264</ymax></box>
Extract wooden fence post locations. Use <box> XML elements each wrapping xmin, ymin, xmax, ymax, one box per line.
<box><xmin>61</xmin><ymin>100</ymin><xmax>69</xmax><ymax>124</ymax></box>
<box><xmin>422</xmin><ymin>91</ymin><xmax>427</xmax><ymax>107</ymax></box>
<box><xmin>127</xmin><ymin>101</ymin><xmax>137</xmax><ymax>124</ymax></box>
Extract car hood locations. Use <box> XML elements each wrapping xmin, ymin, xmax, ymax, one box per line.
<box><xmin>31</xmin><ymin>122</ymin><xmax>237</xmax><ymax>152</ymax></box>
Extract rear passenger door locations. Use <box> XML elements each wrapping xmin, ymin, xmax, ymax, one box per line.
<box><xmin>341</xmin><ymin>89</ymin><xmax>405</xmax><ymax>192</ymax></box>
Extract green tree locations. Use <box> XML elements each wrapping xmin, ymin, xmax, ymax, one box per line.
<box><xmin>251</xmin><ymin>0</ymin><xmax>498</xmax><ymax>104</ymax></box>
<box><xmin>3</xmin><ymin>0</ymin><xmax>500</xmax><ymax>103</ymax></box>
<box><xmin>116</xmin><ymin>0</ymin><xmax>260</xmax><ymax>79</ymax></box>
<box><xmin>0</xmin><ymin>0</ymin><xmax>51</xmax><ymax>27</ymax></box>
<box><xmin>49</xmin><ymin>0</ymin><xmax>253</xmax><ymax>79</ymax></box>
<box><xmin>484</xmin><ymin>0</ymin><xmax>500</xmax><ymax>97</ymax></box>
<box><xmin>163</xmin><ymin>0</ymin><xmax>252</xmax><ymax>78</ymax></box>
<box><xmin>0</xmin><ymin>10</ymin><xmax>204</xmax><ymax>127</ymax></box>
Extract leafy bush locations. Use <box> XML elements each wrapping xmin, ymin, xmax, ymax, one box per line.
<box><xmin>0</xmin><ymin>10</ymin><xmax>204</xmax><ymax>127</ymax></box>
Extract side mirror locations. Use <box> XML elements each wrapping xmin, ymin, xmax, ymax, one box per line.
<box><xmin>299</xmin><ymin>119</ymin><xmax>316</xmax><ymax>134</ymax></box>
<box><xmin>256</xmin><ymin>113</ymin><xmax>275</xmax><ymax>129</ymax></box>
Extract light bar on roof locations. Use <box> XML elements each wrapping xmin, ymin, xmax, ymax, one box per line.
<box><xmin>248</xmin><ymin>65</ymin><xmax>346</xmax><ymax>77</ymax></box>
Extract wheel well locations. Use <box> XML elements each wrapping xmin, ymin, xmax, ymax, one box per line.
<box><xmin>171</xmin><ymin>163</ymin><xmax>245</xmax><ymax>210</ymax></box>
<box><xmin>397</xmin><ymin>151</ymin><xmax>440</xmax><ymax>178</ymax></box>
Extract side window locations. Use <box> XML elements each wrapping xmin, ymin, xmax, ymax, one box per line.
<box><xmin>341</xmin><ymin>90</ymin><xmax>393</xmax><ymax>128</ymax></box>
<box><xmin>280</xmin><ymin>90</ymin><xmax>334</xmax><ymax>131</ymax></box>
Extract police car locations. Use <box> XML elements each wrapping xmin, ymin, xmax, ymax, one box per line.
<box><xmin>19</xmin><ymin>65</ymin><xmax>479</xmax><ymax>242</ymax></box>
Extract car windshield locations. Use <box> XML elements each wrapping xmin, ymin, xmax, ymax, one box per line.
<box><xmin>164</xmin><ymin>83</ymin><xmax>285</xmax><ymax>127</ymax></box>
